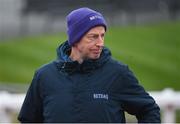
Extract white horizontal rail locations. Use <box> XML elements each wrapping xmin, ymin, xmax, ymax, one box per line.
<box><xmin>149</xmin><ymin>88</ymin><xmax>180</xmax><ymax>123</ymax></box>
<box><xmin>0</xmin><ymin>88</ymin><xmax>180</xmax><ymax>123</ymax></box>
<box><xmin>0</xmin><ymin>91</ymin><xmax>25</xmax><ymax>122</ymax></box>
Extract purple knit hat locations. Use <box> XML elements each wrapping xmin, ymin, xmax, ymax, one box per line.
<box><xmin>66</xmin><ymin>7</ymin><xmax>107</xmax><ymax>46</ymax></box>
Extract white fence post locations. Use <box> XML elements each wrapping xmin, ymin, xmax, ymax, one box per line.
<box><xmin>0</xmin><ymin>91</ymin><xmax>25</xmax><ymax>123</ymax></box>
<box><xmin>149</xmin><ymin>88</ymin><xmax>180</xmax><ymax>123</ymax></box>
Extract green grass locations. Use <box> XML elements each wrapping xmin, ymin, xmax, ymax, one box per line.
<box><xmin>0</xmin><ymin>34</ymin><xmax>66</xmax><ymax>84</ymax></box>
<box><xmin>0</xmin><ymin>21</ymin><xmax>180</xmax><ymax>91</ymax></box>
<box><xmin>105</xmin><ymin>22</ymin><xmax>180</xmax><ymax>91</ymax></box>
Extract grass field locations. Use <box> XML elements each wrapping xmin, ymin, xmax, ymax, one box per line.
<box><xmin>0</xmin><ymin>21</ymin><xmax>180</xmax><ymax>91</ymax></box>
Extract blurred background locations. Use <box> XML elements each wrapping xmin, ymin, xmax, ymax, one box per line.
<box><xmin>0</xmin><ymin>0</ymin><xmax>180</xmax><ymax>123</ymax></box>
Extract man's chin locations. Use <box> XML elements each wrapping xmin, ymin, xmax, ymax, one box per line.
<box><xmin>90</xmin><ymin>54</ymin><xmax>101</xmax><ymax>60</ymax></box>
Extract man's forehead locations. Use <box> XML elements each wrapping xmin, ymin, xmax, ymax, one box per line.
<box><xmin>87</xmin><ymin>26</ymin><xmax>105</xmax><ymax>34</ymax></box>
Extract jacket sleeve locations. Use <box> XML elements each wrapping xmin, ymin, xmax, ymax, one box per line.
<box><xmin>119</xmin><ymin>66</ymin><xmax>161</xmax><ymax>123</ymax></box>
<box><xmin>18</xmin><ymin>71</ymin><xmax>43</xmax><ymax>122</ymax></box>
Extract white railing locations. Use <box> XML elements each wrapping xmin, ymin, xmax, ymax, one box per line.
<box><xmin>0</xmin><ymin>88</ymin><xmax>180</xmax><ymax>123</ymax></box>
<box><xmin>149</xmin><ymin>88</ymin><xmax>180</xmax><ymax>123</ymax></box>
<box><xmin>0</xmin><ymin>91</ymin><xmax>25</xmax><ymax>123</ymax></box>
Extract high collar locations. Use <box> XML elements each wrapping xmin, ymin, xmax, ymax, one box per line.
<box><xmin>55</xmin><ymin>41</ymin><xmax>111</xmax><ymax>74</ymax></box>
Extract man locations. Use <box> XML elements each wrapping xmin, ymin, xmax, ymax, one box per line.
<box><xmin>18</xmin><ymin>7</ymin><xmax>161</xmax><ymax>123</ymax></box>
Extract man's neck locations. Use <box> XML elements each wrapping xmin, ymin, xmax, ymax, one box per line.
<box><xmin>69</xmin><ymin>47</ymin><xmax>83</xmax><ymax>64</ymax></box>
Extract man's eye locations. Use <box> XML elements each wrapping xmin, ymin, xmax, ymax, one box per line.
<box><xmin>101</xmin><ymin>34</ymin><xmax>105</xmax><ymax>38</ymax></box>
<box><xmin>87</xmin><ymin>35</ymin><xmax>97</xmax><ymax>40</ymax></box>
<box><xmin>88</xmin><ymin>36</ymin><xmax>93</xmax><ymax>40</ymax></box>
<box><xmin>92</xmin><ymin>35</ymin><xmax>98</xmax><ymax>39</ymax></box>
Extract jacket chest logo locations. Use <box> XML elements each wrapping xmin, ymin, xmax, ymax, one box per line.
<box><xmin>93</xmin><ymin>93</ymin><xmax>108</xmax><ymax>100</ymax></box>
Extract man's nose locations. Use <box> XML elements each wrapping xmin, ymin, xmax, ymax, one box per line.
<box><xmin>96</xmin><ymin>36</ymin><xmax>104</xmax><ymax>47</ymax></box>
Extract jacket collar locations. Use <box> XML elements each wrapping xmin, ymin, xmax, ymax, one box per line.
<box><xmin>55</xmin><ymin>41</ymin><xmax>111</xmax><ymax>74</ymax></box>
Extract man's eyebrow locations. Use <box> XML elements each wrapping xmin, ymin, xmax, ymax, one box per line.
<box><xmin>86</xmin><ymin>33</ymin><xmax>98</xmax><ymax>35</ymax></box>
<box><xmin>87</xmin><ymin>33</ymin><xmax>104</xmax><ymax>35</ymax></box>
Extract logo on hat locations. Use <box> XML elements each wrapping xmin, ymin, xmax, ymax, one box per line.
<box><xmin>89</xmin><ymin>15</ymin><xmax>102</xmax><ymax>21</ymax></box>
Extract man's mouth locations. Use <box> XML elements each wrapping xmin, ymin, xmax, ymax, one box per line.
<box><xmin>91</xmin><ymin>49</ymin><xmax>102</xmax><ymax>54</ymax></box>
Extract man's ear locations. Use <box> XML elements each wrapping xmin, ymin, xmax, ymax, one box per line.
<box><xmin>72</xmin><ymin>42</ymin><xmax>79</xmax><ymax>48</ymax></box>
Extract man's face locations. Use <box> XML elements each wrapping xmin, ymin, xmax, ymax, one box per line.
<box><xmin>74</xmin><ymin>26</ymin><xmax>105</xmax><ymax>60</ymax></box>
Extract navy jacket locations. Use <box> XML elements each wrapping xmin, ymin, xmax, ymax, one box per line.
<box><xmin>18</xmin><ymin>41</ymin><xmax>160</xmax><ymax>123</ymax></box>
